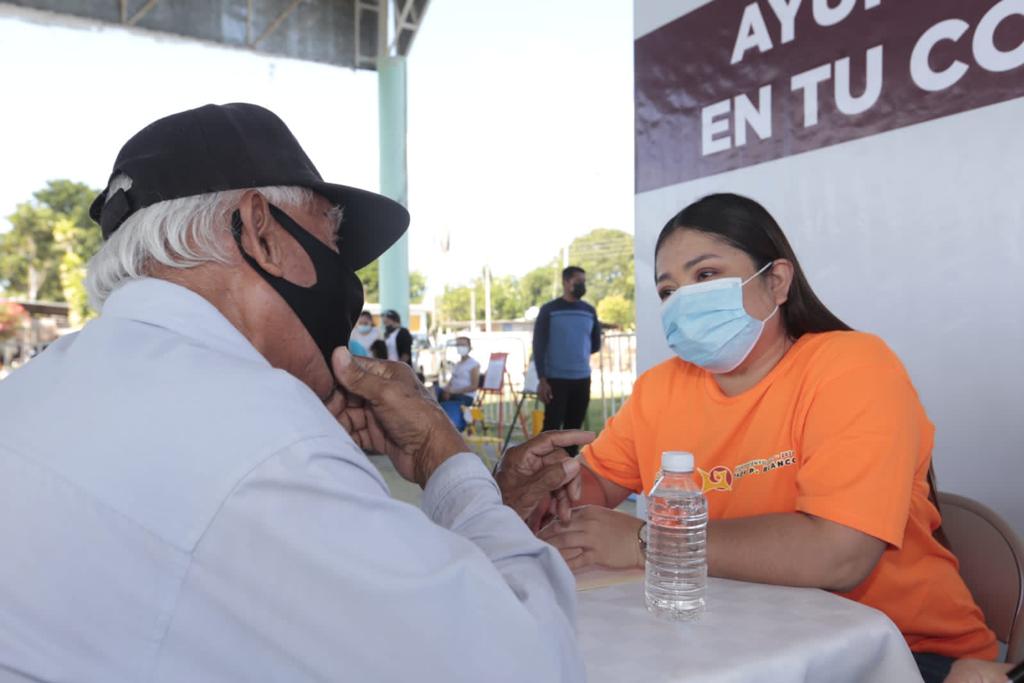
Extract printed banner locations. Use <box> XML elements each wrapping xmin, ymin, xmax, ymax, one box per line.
<box><xmin>635</xmin><ymin>0</ymin><xmax>1024</xmax><ymax>192</ymax></box>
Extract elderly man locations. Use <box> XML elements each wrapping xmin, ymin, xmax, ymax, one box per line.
<box><xmin>0</xmin><ymin>104</ymin><xmax>588</xmax><ymax>681</ymax></box>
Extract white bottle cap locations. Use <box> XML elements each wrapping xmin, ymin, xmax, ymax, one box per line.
<box><xmin>661</xmin><ymin>451</ymin><xmax>694</xmax><ymax>473</ymax></box>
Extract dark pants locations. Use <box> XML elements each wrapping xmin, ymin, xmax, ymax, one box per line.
<box><xmin>914</xmin><ymin>652</ymin><xmax>956</xmax><ymax>683</ymax></box>
<box><xmin>543</xmin><ymin>378</ymin><xmax>591</xmax><ymax>454</ymax></box>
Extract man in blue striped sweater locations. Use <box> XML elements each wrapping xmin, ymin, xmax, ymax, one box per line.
<box><xmin>532</xmin><ymin>266</ymin><xmax>602</xmax><ymax>450</ymax></box>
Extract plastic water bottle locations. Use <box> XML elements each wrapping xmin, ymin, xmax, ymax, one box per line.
<box><xmin>644</xmin><ymin>451</ymin><xmax>708</xmax><ymax>620</ymax></box>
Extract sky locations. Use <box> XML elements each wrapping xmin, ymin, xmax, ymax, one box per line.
<box><xmin>0</xmin><ymin>1</ymin><xmax>634</xmax><ymax>297</ymax></box>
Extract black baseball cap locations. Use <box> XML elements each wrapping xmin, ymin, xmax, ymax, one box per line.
<box><xmin>89</xmin><ymin>103</ymin><xmax>409</xmax><ymax>270</ymax></box>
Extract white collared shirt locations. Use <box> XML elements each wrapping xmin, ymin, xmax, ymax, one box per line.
<box><xmin>0</xmin><ymin>278</ymin><xmax>582</xmax><ymax>683</ymax></box>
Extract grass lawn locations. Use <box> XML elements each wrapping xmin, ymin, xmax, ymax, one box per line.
<box><xmin>470</xmin><ymin>395</ymin><xmax>625</xmax><ymax>437</ymax></box>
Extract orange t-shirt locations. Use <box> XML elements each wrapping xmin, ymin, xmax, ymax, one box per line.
<box><xmin>583</xmin><ymin>331</ymin><xmax>996</xmax><ymax>659</ymax></box>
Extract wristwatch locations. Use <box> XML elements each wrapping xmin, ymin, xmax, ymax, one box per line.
<box><xmin>637</xmin><ymin>521</ymin><xmax>648</xmax><ymax>559</ymax></box>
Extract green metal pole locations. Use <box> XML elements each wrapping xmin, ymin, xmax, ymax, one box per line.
<box><xmin>377</xmin><ymin>55</ymin><xmax>410</xmax><ymax>326</ymax></box>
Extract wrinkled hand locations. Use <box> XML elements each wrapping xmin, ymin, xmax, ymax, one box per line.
<box><xmin>538</xmin><ymin>505</ymin><xmax>645</xmax><ymax>573</ymax></box>
<box><xmin>943</xmin><ymin>659</ymin><xmax>1013</xmax><ymax>683</ymax></box>
<box><xmin>494</xmin><ymin>430</ymin><xmax>594</xmax><ymax>530</ymax></box>
<box><xmin>328</xmin><ymin>348</ymin><xmax>467</xmax><ymax>487</ymax></box>
<box><xmin>537</xmin><ymin>378</ymin><xmax>554</xmax><ymax>405</ymax></box>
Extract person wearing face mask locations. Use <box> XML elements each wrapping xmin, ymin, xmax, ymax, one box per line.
<box><xmin>435</xmin><ymin>337</ymin><xmax>481</xmax><ymax>431</ymax></box>
<box><xmin>382</xmin><ymin>308</ymin><xmax>413</xmax><ymax>367</ymax></box>
<box><xmin>532</xmin><ymin>266</ymin><xmax>602</xmax><ymax>446</ymax></box>
<box><xmin>349</xmin><ymin>310</ymin><xmax>379</xmax><ymax>355</ymax></box>
<box><xmin>527</xmin><ymin>194</ymin><xmax>1007</xmax><ymax>683</ymax></box>
<box><xmin>0</xmin><ymin>104</ymin><xmax>590</xmax><ymax>682</ymax></box>
<box><xmin>437</xmin><ymin>337</ymin><xmax>481</xmax><ymax>404</ymax></box>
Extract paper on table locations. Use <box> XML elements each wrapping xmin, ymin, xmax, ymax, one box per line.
<box><xmin>575</xmin><ymin>567</ymin><xmax>644</xmax><ymax>592</ymax></box>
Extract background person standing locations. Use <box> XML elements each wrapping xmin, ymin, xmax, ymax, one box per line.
<box><xmin>533</xmin><ymin>266</ymin><xmax>601</xmax><ymax>445</ymax></box>
<box><xmin>382</xmin><ymin>309</ymin><xmax>413</xmax><ymax>367</ymax></box>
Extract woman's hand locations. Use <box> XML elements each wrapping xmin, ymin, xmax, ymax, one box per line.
<box><xmin>943</xmin><ymin>658</ymin><xmax>1013</xmax><ymax>683</ymax></box>
<box><xmin>538</xmin><ymin>505</ymin><xmax>645</xmax><ymax>572</ymax></box>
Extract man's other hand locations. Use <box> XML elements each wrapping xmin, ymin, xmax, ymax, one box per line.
<box><xmin>329</xmin><ymin>348</ymin><xmax>467</xmax><ymax>488</ymax></box>
<box><xmin>494</xmin><ymin>430</ymin><xmax>594</xmax><ymax>531</ymax></box>
<box><xmin>537</xmin><ymin>378</ymin><xmax>554</xmax><ymax>404</ymax></box>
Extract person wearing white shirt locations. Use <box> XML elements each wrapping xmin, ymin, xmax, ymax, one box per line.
<box><xmin>434</xmin><ymin>337</ymin><xmax>481</xmax><ymax>431</ymax></box>
<box><xmin>349</xmin><ymin>309</ymin><xmax>380</xmax><ymax>352</ymax></box>
<box><xmin>439</xmin><ymin>336</ymin><xmax>481</xmax><ymax>403</ymax></box>
<box><xmin>0</xmin><ymin>103</ymin><xmax>589</xmax><ymax>682</ymax></box>
<box><xmin>382</xmin><ymin>308</ymin><xmax>413</xmax><ymax>366</ymax></box>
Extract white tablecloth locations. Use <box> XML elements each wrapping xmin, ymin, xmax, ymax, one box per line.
<box><xmin>577</xmin><ymin>576</ymin><xmax>923</xmax><ymax>683</ymax></box>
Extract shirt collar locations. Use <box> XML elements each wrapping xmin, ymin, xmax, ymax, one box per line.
<box><xmin>101</xmin><ymin>277</ymin><xmax>269</xmax><ymax>366</ymax></box>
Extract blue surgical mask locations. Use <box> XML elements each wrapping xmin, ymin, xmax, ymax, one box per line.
<box><xmin>660</xmin><ymin>261</ymin><xmax>778</xmax><ymax>374</ymax></box>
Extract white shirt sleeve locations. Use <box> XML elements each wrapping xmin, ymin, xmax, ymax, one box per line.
<box><xmin>154</xmin><ymin>438</ymin><xmax>583</xmax><ymax>683</ymax></box>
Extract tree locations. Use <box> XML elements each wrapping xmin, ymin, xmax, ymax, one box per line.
<box><xmin>597</xmin><ymin>294</ymin><xmax>635</xmax><ymax>329</ymax></box>
<box><xmin>53</xmin><ymin>217</ymin><xmax>94</xmax><ymax>325</ymax></box>
<box><xmin>35</xmin><ymin>180</ymin><xmax>99</xmax><ymax>238</ymax></box>
<box><xmin>437</xmin><ymin>273</ymin><xmax>525</xmax><ymax>324</ymax></box>
<box><xmin>356</xmin><ymin>259</ymin><xmax>427</xmax><ymax>304</ymax></box>
<box><xmin>435</xmin><ymin>229</ymin><xmax>636</xmax><ymax>326</ymax></box>
<box><xmin>438</xmin><ymin>283</ymin><xmax>473</xmax><ymax>323</ymax></box>
<box><xmin>0</xmin><ymin>203</ymin><xmax>60</xmax><ymax>301</ymax></box>
<box><xmin>519</xmin><ymin>261</ymin><xmax>561</xmax><ymax>310</ymax></box>
<box><xmin>567</xmin><ymin>228</ymin><xmax>635</xmax><ymax>307</ymax></box>
<box><xmin>0</xmin><ymin>180</ymin><xmax>101</xmax><ymax>307</ymax></box>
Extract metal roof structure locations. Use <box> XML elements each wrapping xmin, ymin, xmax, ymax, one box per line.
<box><xmin>2</xmin><ymin>0</ymin><xmax>424</xmax><ymax>322</ymax></box>
<box><xmin>2</xmin><ymin>0</ymin><xmax>428</xmax><ymax>68</ymax></box>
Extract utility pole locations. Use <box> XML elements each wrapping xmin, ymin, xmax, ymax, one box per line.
<box><xmin>483</xmin><ymin>265</ymin><xmax>493</xmax><ymax>333</ymax></box>
<box><xmin>470</xmin><ymin>287</ymin><xmax>477</xmax><ymax>332</ymax></box>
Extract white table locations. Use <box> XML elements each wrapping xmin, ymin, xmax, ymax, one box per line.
<box><xmin>576</xmin><ymin>575</ymin><xmax>923</xmax><ymax>683</ymax></box>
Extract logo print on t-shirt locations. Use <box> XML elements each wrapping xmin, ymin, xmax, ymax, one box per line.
<box><xmin>698</xmin><ymin>450</ymin><xmax>798</xmax><ymax>494</ymax></box>
<box><xmin>698</xmin><ymin>466</ymin><xmax>734</xmax><ymax>494</ymax></box>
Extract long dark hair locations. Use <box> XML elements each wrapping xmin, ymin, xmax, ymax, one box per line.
<box><xmin>655</xmin><ymin>193</ymin><xmax>851</xmax><ymax>338</ymax></box>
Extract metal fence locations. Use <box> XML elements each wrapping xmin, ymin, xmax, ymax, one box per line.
<box><xmin>425</xmin><ymin>330</ymin><xmax>638</xmax><ymax>435</ymax></box>
<box><xmin>595</xmin><ymin>332</ymin><xmax>637</xmax><ymax>425</ymax></box>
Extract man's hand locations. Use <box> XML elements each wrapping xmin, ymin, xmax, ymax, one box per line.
<box><xmin>537</xmin><ymin>378</ymin><xmax>554</xmax><ymax>404</ymax></box>
<box><xmin>329</xmin><ymin>348</ymin><xmax>467</xmax><ymax>488</ymax></box>
<box><xmin>494</xmin><ymin>430</ymin><xmax>594</xmax><ymax>530</ymax></box>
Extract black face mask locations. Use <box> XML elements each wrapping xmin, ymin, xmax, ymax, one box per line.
<box><xmin>572</xmin><ymin>282</ymin><xmax>587</xmax><ymax>298</ymax></box>
<box><xmin>231</xmin><ymin>204</ymin><xmax>363</xmax><ymax>369</ymax></box>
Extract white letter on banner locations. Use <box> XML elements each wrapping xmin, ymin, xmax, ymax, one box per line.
<box><xmin>702</xmin><ymin>99</ymin><xmax>733</xmax><ymax>156</ymax></box>
<box><xmin>834</xmin><ymin>45</ymin><xmax>883</xmax><ymax>114</ymax></box>
<box><xmin>791</xmin><ymin>63</ymin><xmax>832</xmax><ymax>127</ymax></box>
<box><xmin>813</xmin><ymin>0</ymin><xmax>856</xmax><ymax>27</ymax></box>
<box><xmin>864</xmin><ymin>0</ymin><xmax>882</xmax><ymax>8</ymax></box>
<box><xmin>734</xmin><ymin>85</ymin><xmax>773</xmax><ymax>146</ymax></box>
<box><xmin>731</xmin><ymin>3</ymin><xmax>774</xmax><ymax>65</ymax></box>
<box><xmin>973</xmin><ymin>0</ymin><xmax>1024</xmax><ymax>73</ymax></box>
<box><xmin>911</xmin><ymin>20</ymin><xmax>970</xmax><ymax>92</ymax></box>
<box><xmin>767</xmin><ymin>0</ymin><xmax>803</xmax><ymax>45</ymax></box>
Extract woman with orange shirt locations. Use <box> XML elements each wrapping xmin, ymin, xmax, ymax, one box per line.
<box><xmin>538</xmin><ymin>194</ymin><xmax>1009</xmax><ymax>683</ymax></box>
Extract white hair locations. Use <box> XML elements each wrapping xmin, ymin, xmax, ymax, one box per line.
<box><xmin>85</xmin><ymin>177</ymin><xmax>324</xmax><ymax>310</ymax></box>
